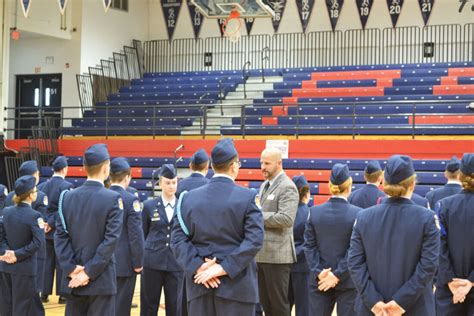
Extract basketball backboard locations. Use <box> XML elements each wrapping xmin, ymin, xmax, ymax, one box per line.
<box><xmin>190</xmin><ymin>0</ymin><xmax>275</xmax><ymax>18</ymax></box>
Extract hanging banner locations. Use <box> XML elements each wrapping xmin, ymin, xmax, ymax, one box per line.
<box><xmin>270</xmin><ymin>0</ymin><xmax>287</xmax><ymax>33</ymax></box>
<box><xmin>58</xmin><ymin>0</ymin><xmax>68</xmax><ymax>15</ymax></box>
<box><xmin>418</xmin><ymin>0</ymin><xmax>435</xmax><ymax>26</ymax></box>
<box><xmin>103</xmin><ymin>0</ymin><xmax>112</xmax><ymax>13</ymax></box>
<box><xmin>218</xmin><ymin>18</ymin><xmax>226</xmax><ymax>37</ymax></box>
<box><xmin>387</xmin><ymin>0</ymin><xmax>404</xmax><ymax>28</ymax></box>
<box><xmin>245</xmin><ymin>18</ymin><xmax>255</xmax><ymax>35</ymax></box>
<box><xmin>20</xmin><ymin>0</ymin><xmax>32</xmax><ymax>18</ymax></box>
<box><xmin>188</xmin><ymin>2</ymin><xmax>203</xmax><ymax>38</ymax></box>
<box><xmin>296</xmin><ymin>0</ymin><xmax>315</xmax><ymax>33</ymax></box>
<box><xmin>356</xmin><ymin>0</ymin><xmax>374</xmax><ymax>29</ymax></box>
<box><xmin>326</xmin><ymin>0</ymin><xmax>344</xmax><ymax>31</ymax></box>
<box><xmin>162</xmin><ymin>0</ymin><xmax>182</xmax><ymax>41</ymax></box>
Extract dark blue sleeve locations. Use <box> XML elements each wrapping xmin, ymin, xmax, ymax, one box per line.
<box><xmin>84</xmin><ymin>196</ymin><xmax>123</xmax><ymax>280</ymax></box>
<box><xmin>142</xmin><ymin>203</ymin><xmax>151</xmax><ymax>239</ymax></box>
<box><xmin>436</xmin><ymin>202</ymin><xmax>456</xmax><ymax>285</ymax></box>
<box><xmin>220</xmin><ymin>192</ymin><xmax>264</xmax><ymax>279</ymax></box>
<box><xmin>348</xmin><ymin>215</ymin><xmax>384</xmax><ymax>310</ymax></box>
<box><xmin>128</xmin><ymin>198</ymin><xmax>145</xmax><ymax>269</ymax></box>
<box><xmin>391</xmin><ymin>213</ymin><xmax>440</xmax><ymax>310</ymax></box>
<box><xmin>15</xmin><ymin>213</ymin><xmax>44</xmax><ymax>261</ymax></box>
<box><xmin>54</xmin><ymin>197</ymin><xmax>78</xmax><ymax>276</ymax></box>
<box><xmin>303</xmin><ymin>212</ymin><xmax>324</xmax><ymax>276</ymax></box>
<box><xmin>0</xmin><ymin>214</ymin><xmax>6</xmax><ymax>255</ymax></box>
<box><xmin>34</xmin><ymin>192</ymin><xmax>48</xmax><ymax>220</ymax></box>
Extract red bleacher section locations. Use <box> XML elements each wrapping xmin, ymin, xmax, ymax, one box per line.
<box><xmin>434</xmin><ymin>68</ymin><xmax>474</xmax><ymax>95</ymax></box>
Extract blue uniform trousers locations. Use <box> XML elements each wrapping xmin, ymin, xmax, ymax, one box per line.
<box><xmin>116</xmin><ymin>276</ymin><xmax>137</xmax><ymax>316</ymax></box>
<box><xmin>188</xmin><ymin>293</ymin><xmax>256</xmax><ymax>316</ymax></box>
<box><xmin>309</xmin><ymin>287</ymin><xmax>356</xmax><ymax>316</ymax></box>
<box><xmin>140</xmin><ymin>268</ymin><xmax>183</xmax><ymax>316</ymax></box>
<box><xmin>43</xmin><ymin>238</ymin><xmax>63</xmax><ymax>296</ymax></box>
<box><xmin>436</xmin><ymin>285</ymin><xmax>474</xmax><ymax>316</ymax></box>
<box><xmin>36</xmin><ymin>257</ymin><xmax>45</xmax><ymax>293</ymax></box>
<box><xmin>288</xmin><ymin>271</ymin><xmax>310</xmax><ymax>316</ymax></box>
<box><xmin>177</xmin><ymin>277</ymin><xmax>188</xmax><ymax>316</ymax></box>
<box><xmin>65</xmin><ymin>294</ymin><xmax>115</xmax><ymax>316</ymax></box>
<box><xmin>0</xmin><ymin>272</ymin><xmax>45</xmax><ymax>316</ymax></box>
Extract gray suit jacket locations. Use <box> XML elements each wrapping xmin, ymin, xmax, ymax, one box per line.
<box><xmin>256</xmin><ymin>172</ymin><xmax>299</xmax><ymax>264</ymax></box>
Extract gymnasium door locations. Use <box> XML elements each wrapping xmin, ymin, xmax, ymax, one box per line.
<box><xmin>15</xmin><ymin>74</ymin><xmax>62</xmax><ymax>138</ymax></box>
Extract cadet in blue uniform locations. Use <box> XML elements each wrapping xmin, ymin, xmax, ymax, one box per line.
<box><xmin>304</xmin><ymin>164</ymin><xmax>361</xmax><ymax>316</ymax></box>
<box><xmin>5</xmin><ymin>160</ymin><xmax>48</xmax><ymax>296</ymax></box>
<box><xmin>0</xmin><ymin>184</ymin><xmax>7</xmax><ymax>210</ymax></box>
<box><xmin>426</xmin><ymin>156</ymin><xmax>463</xmax><ymax>209</ymax></box>
<box><xmin>348</xmin><ymin>160</ymin><xmax>385</xmax><ymax>209</ymax></box>
<box><xmin>109</xmin><ymin>158</ymin><xmax>145</xmax><ymax>316</ymax></box>
<box><xmin>39</xmin><ymin>156</ymin><xmax>74</xmax><ymax>304</ymax></box>
<box><xmin>54</xmin><ymin>143</ymin><xmax>123</xmax><ymax>316</ymax></box>
<box><xmin>288</xmin><ymin>175</ymin><xmax>310</xmax><ymax>316</ymax></box>
<box><xmin>176</xmin><ymin>149</ymin><xmax>210</xmax><ymax>198</ymax></box>
<box><xmin>348</xmin><ymin>155</ymin><xmax>439</xmax><ymax>316</ymax></box>
<box><xmin>141</xmin><ymin>164</ymin><xmax>183</xmax><ymax>316</ymax></box>
<box><xmin>171</xmin><ymin>138</ymin><xmax>264</xmax><ymax>316</ymax></box>
<box><xmin>0</xmin><ymin>175</ymin><xmax>45</xmax><ymax>316</ymax></box>
<box><xmin>435</xmin><ymin>153</ymin><xmax>474</xmax><ymax>316</ymax></box>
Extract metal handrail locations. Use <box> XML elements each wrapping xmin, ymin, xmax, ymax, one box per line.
<box><xmin>242</xmin><ymin>61</ymin><xmax>251</xmax><ymax>99</ymax></box>
<box><xmin>261</xmin><ymin>47</ymin><xmax>270</xmax><ymax>83</ymax></box>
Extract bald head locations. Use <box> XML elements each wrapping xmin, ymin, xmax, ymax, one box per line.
<box><xmin>260</xmin><ymin>148</ymin><xmax>283</xmax><ymax>180</ymax></box>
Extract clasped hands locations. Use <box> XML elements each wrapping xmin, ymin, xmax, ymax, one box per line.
<box><xmin>193</xmin><ymin>257</ymin><xmax>227</xmax><ymax>289</ymax></box>
<box><xmin>0</xmin><ymin>250</ymin><xmax>17</xmax><ymax>264</ymax></box>
<box><xmin>371</xmin><ymin>301</ymin><xmax>405</xmax><ymax>316</ymax></box>
<box><xmin>68</xmin><ymin>265</ymin><xmax>90</xmax><ymax>288</ymax></box>
<box><xmin>448</xmin><ymin>278</ymin><xmax>473</xmax><ymax>304</ymax></box>
<box><xmin>317</xmin><ymin>268</ymin><xmax>340</xmax><ymax>292</ymax></box>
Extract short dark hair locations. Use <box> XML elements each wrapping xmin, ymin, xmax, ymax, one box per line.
<box><xmin>190</xmin><ymin>161</ymin><xmax>209</xmax><ymax>172</ymax></box>
<box><xmin>298</xmin><ymin>185</ymin><xmax>310</xmax><ymax>202</ymax></box>
<box><xmin>212</xmin><ymin>155</ymin><xmax>238</xmax><ymax>173</ymax></box>
<box><xmin>364</xmin><ymin>170</ymin><xmax>383</xmax><ymax>183</ymax></box>
<box><xmin>110</xmin><ymin>170</ymin><xmax>131</xmax><ymax>183</ymax></box>
<box><xmin>84</xmin><ymin>160</ymin><xmax>109</xmax><ymax>177</ymax></box>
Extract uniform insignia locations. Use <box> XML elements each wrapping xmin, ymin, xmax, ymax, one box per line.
<box><xmin>255</xmin><ymin>194</ymin><xmax>261</xmax><ymax>209</ymax></box>
<box><xmin>134</xmin><ymin>192</ymin><xmax>139</xmax><ymax>197</ymax></box>
<box><xmin>3</xmin><ymin>188</ymin><xmax>7</xmax><ymax>196</ymax></box>
<box><xmin>43</xmin><ymin>196</ymin><xmax>49</xmax><ymax>206</ymax></box>
<box><xmin>118</xmin><ymin>198</ymin><xmax>124</xmax><ymax>210</ymax></box>
<box><xmin>152</xmin><ymin>211</ymin><xmax>160</xmax><ymax>221</ymax></box>
<box><xmin>133</xmin><ymin>200</ymin><xmax>141</xmax><ymax>213</ymax></box>
<box><xmin>434</xmin><ymin>214</ymin><xmax>441</xmax><ymax>230</ymax></box>
<box><xmin>38</xmin><ymin>218</ymin><xmax>45</xmax><ymax>229</ymax></box>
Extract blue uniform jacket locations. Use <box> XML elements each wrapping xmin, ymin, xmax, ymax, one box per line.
<box><xmin>0</xmin><ymin>203</ymin><xmax>45</xmax><ymax>276</ymax></box>
<box><xmin>170</xmin><ymin>176</ymin><xmax>264</xmax><ymax>304</ymax></box>
<box><xmin>348</xmin><ymin>197</ymin><xmax>439</xmax><ymax>316</ymax></box>
<box><xmin>292</xmin><ymin>202</ymin><xmax>309</xmax><ymax>273</ymax></box>
<box><xmin>348</xmin><ymin>184</ymin><xmax>386</xmax><ymax>209</ymax></box>
<box><xmin>109</xmin><ymin>185</ymin><xmax>145</xmax><ymax>277</ymax></box>
<box><xmin>176</xmin><ymin>173</ymin><xmax>209</xmax><ymax>198</ymax></box>
<box><xmin>436</xmin><ymin>191</ymin><xmax>474</xmax><ymax>286</ymax></box>
<box><xmin>38</xmin><ymin>176</ymin><xmax>74</xmax><ymax>239</ymax></box>
<box><xmin>142</xmin><ymin>197</ymin><xmax>182</xmax><ymax>271</ymax></box>
<box><xmin>54</xmin><ymin>180</ymin><xmax>123</xmax><ymax>296</ymax></box>
<box><xmin>425</xmin><ymin>183</ymin><xmax>462</xmax><ymax>210</ymax></box>
<box><xmin>304</xmin><ymin>197</ymin><xmax>361</xmax><ymax>289</ymax></box>
<box><xmin>412</xmin><ymin>192</ymin><xmax>429</xmax><ymax>208</ymax></box>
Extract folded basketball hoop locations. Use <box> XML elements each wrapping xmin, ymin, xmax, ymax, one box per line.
<box><xmin>222</xmin><ymin>9</ymin><xmax>242</xmax><ymax>43</ymax></box>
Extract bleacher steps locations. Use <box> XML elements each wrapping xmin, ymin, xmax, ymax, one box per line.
<box><xmin>226</xmin><ymin>91</ymin><xmax>264</xmax><ymax>99</ymax></box>
<box><xmin>236</xmin><ymin>83</ymin><xmax>274</xmax><ymax>92</ymax></box>
<box><xmin>246</xmin><ymin>76</ymin><xmax>284</xmax><ymax>84</ymax></box>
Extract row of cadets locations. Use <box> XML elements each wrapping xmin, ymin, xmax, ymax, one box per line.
<box><xmin>54</xmin><ymin>144</ymin><xmax>123</xmax><ymax>316</ymax></box>
<box><xmin>109</xmin><ymin>157</ymin><xmax>145</xmax><ymax>316</ymax></box>
<box><xmin>0</xmin><ymin>175</ymin><xmax>45</xmax><ymax>315</ymax></box>
<box><xmin>5</xmin><ymin>161</ymin><xmax>48</xmax><ymax>297</ymax></box>
<box><xmin>38</xmin><ymin>156</ymin><xmax>74</xmax><ymax>304</ymax></box>
<box><xmin>141</xmin><ymin>164</ymin><xmax>183</xmax><ymax>316</ymax></box>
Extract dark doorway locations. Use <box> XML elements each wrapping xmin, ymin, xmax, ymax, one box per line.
<box><xmin>15</xmin><ymin>74</ymin><xmax>62</xmax><ymax>138</ymax></box>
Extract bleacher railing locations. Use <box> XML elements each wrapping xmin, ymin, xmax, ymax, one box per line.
<box><xmin>142</xmin><ymin>24</ymin><xmax>473</xmax><ymax>73</ymax></box>
<box><xmin>3</xmin><ymin>100</ymin><xmax>473</xmax><ymax>141</ymax></box>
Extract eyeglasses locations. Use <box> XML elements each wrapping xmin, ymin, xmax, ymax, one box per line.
<box><xmin>234</xmin><ymin>160</ymin><xmax>242</xmax><ymax>168</ymax></box>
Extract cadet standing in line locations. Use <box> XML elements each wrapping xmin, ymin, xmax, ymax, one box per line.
<box><xmin>0</xmin><ymin>175</ymin><xmax>45</xmax><ymax>316</ymax></box>
<box><xmin>304</xmin><ymin>164</ymin><xmax>362</xmax><ymax>316</ymax></box>
<box><xmin>109</xmin><ymin>157</ymin><xmax>145</xmax><ymax>316</ymax></box>
<box><xmin>435</xmin><ymin>153</ymin><xmax>474</xmax><ymax>315</ymax></box>
<box><xmin>348</xmin><ymin>155</ymin><xmax>439</xmax><ymax>316</ymax></box>
<box><xmin>176</xmin><ymin>149</ymin><xmax>210</xmax><ymax>198</ymax></box>
<box><xmin>288</xmin><ymin>175</ymin><xmax>310</xmax><ymax>316</ymax></box>
<box><xmin>171</xmin><ymin>138</ymin><xmax>264</xmax><ymax>316</ymax></box>
<box><xmin>5</xmin><ymin>160</ymin><xmax>48</xmax><ymax>297</ymax></box>
<box><xmin>425</xmin><ymin>156</ymin><xmax>462</xmax><ymax>209</ymax></box>
<box><xmin>38</xmin><ymin>156</ymin><xmax>74</xmax><ymax>304</ymax></box>
<box><xmin>141</xmin><ymin>164</ymin><xmax>183</xmax><ymax>316</ymax></box>
<box><xmin>54</xmin><ymin>143</ymin><xmax>123</xmax><ymax>316</ymax></box>
<box><xmin>348</xmin><ymin>160</ymin><xmax>385</xmax><ymax>209</ymax></box>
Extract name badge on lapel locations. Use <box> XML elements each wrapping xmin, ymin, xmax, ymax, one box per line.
<box><xmin>151</xmin><ymin>210</ymin><xmax>160</xmax><ymax>221</ymax></box>
<box><xmin>267</xmin><ymin>194</ymin><xmax>275</xmax><ymax>201</ymax></box>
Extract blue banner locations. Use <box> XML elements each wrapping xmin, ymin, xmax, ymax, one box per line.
<box><xmin>58</xmin><ymin>0</ymin><xmax>67</xmax><ymax>15</ymax></box>
<box><xmin>326</xmin><ymin>0</ymin><xmax>344</xmax><ymax>31</ymax></box>
<box><xmin>270</xmin><ymin>0</ymin><xmax>287</xmax><ymax>33</ymax></box>
<box><xmin>21</xmin><ymin>0</ymin><xmax>32</xmax><ymax>18</ymax></box>
<box><xmin>296</xmin><ymin>0</ymin><xmax>315</xmax><ymax>33</ymax></box>
<box><xmin>356</xmin><ymin>0</ymin><xmax>374</xmax><ymax>29</ymax></box>
<box><xmin>188</xmin><ymin>2</ymin><xmax>203</xmax><ymax>38</ymax></box>
<box><xmin>418</xmin><ymin>0</ymin><xmax>435</xmax><ymax>25</ymax></box>
<box><xmin>162</xmin><ymin>0</ymin><xmax>182</xmax><ymax>41</ymax></box>
<box><xmin>387</xmin><ymin>0</ymin><xmax>404</xmax><ymax>28</ymax></box>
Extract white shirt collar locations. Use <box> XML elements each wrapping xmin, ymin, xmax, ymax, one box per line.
<box><xmin>53</xmin><ymin>174</ymin><xmax>65</xmax><ymax>179</ymax></box>
<box><xmin>269</xmin><ymin>171</ymin><xmax>285</xmax><ymax>186</ymax></box>
<box><xmin>331</xmin><ymin>195</ymin><xmax>348</xmax><ymax>201</ymax></box>
<box><xmin>192</xmin><ymin>171</ymin><xmax>207</xmax><ymax>177</ymax></box>
<box><xmin>87</xmin><ymin>178</ymin><xmax>104</xmax><ymax>186</ymax></box>
<box><xmin>447</xmin><ymin>180</ymin><xmax>462</xmax><ymax>185</ymax></box>
<box><xmin>212</xmin><ymin>173</ymin><xmax>235</xmax><ymax>182</ymax></box>
<box><xmin>110</xmin><ymin>184</ymin><xmax>126</xmax><ymax>190</ymax></box>
<box><xmin>161</xmin><ymin>195</ymin><xmax>176</xmax><ymax>207</ymax></box>
<box><xmin>366</xmin><ymin>182</ymin><xmax>379</xmax><ymax>186</ymax></box>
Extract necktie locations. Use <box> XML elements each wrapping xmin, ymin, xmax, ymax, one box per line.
<box><xmin>263</xmin><ymin>181</ymin><xmax>270</xmax><ymax>195</ymax></box>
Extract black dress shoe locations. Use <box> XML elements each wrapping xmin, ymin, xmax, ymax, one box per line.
<box><xmin>40</xmin><ymin>295</ymin><xmax>49</xmax><ymax>303</ymax></box>
<box><xmin>131</xmin><ymin>303</ymin><xmax>138</xmax><ymax>308</ymax></box>
<box><xmin>58</xmin><ymin>296</ymin><xmax>67</xmax><ymax>304</ymax></box>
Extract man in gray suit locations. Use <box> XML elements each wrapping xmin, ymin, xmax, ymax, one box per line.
<box><xmin>256</xmin><ymin>148</ymin><xmax>299</xmax><ymax>316</ymax></box>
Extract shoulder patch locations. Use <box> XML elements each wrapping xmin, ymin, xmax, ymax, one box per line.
<box><xmin>254</xmin><ymin>194</ymin><xmax>261</xmax><ymax>209</ymax></box>
<box><xmin>43</xmin><ymin>195</ymin><xmax>49</xmax><ymax>206</ymax></box>
<box><xmin>434</xmin><ymin>214</ymin><xmax>441</xmax><ymax>230</ymax></box>
<box><xmin>118</xmin><ymin>198</ymin><xmax>124</xmax><ymax>210</ymax></box>
<box><xmin>38</xmin><ymin>217</ymin><xmax>45</xmax><ymax>229</ymax></box>
<box><xmin>134</xmin><ymin>192</ymin><xmax>139</xmax><ymax>197</ymax></box>
<box><xmin>133</xmin><ymin>200</ymin><xmax>142</xmax><ymax>212</ymax></box>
